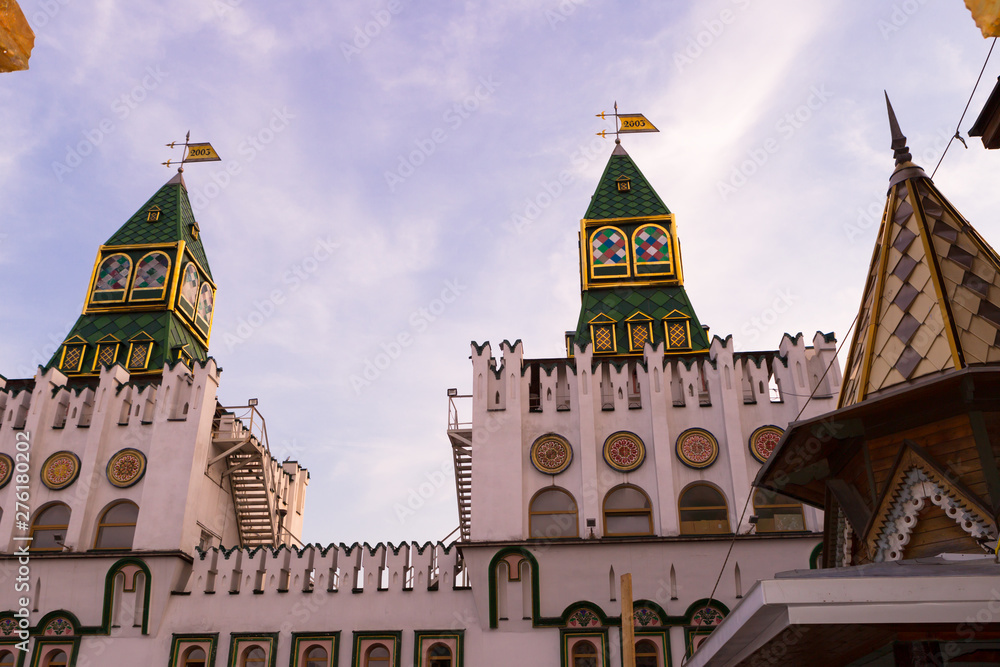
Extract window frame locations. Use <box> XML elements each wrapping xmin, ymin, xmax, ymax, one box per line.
<box><xmin>90</xmin><ymin>252</ymin><xmax>133</xmax><ymax>304</ymax></box>
<box><xmin>169</xmin><ymin>633</ymin><xmax>218</xmax><ymax>667</ymax></box>
<box><xmin>630</xmin><ymin>223</ymin><xmax>674</xmax><ymax>277</ymax></box>
<box><xmin>93</xmin><ymin>500</ymin><xmax>139</xmax><ymax>551</ymax></box>
<box><xmin>227</xmin><ymin>633</ymin><xmax>277</xmax><ymax>667</ymax></box>
<box><xmin>129</xmin><ymin>251</ymin><xmax>172</xmax><ymax>302</ymax></box>
<box><xmin>678</xmin><ymin>483</ymin><xmax>731</xmax><ymax>535</ymax></box>
<box><xmin>528</xmin><ymin>487</ymin><xmax>579</xmax><ymax>539</ymax></box>
<box><xmin>414</xmin><ymin>630</ymin><xmax>463</xmax><ymax>667</ymax></box>
<box><xmin>602</xmin><ymin>484</ymin><xmax>654</xmax><ymax>537</ymax></box>
<box><xmin>290</xmin><ymin>633</ymin><xmax>338</xmax><ymax>667</ymax></box>
<box><xmin>560</xmin><ymin>631</ymin><xmax>608</xmax><ymax>667</ymax></box>
<box><xmin>589</xmin><ymin>225</ymin><xmax>631</xmax><ymax>279</ymax></box>
<box><xmin>752</xmin><ymin>488</ymin><xmax>806</xmax><ymax>533</ymax></box>
<box><xmin>351</xmin><ymin>631</ymin><xmax>401</xmax><ymax>667</ymax></box>
<box><xmin>29</xmin><ymin>502</ymin><xmax>71</xmax><ymax>552</ymax></box>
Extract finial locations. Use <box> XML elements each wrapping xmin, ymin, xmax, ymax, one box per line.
<box><xmin>615</xmin><ymin>138</ymin><xmax>621</xmax><ymax>145</ymax></box>
<box><xmin>885</xmin><ymin>91</ymin><xmax>912</xmax><ymax>166</ymax></box>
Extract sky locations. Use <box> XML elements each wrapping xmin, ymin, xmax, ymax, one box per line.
<box><xmin>3</xmin><ymin>1</ymin><xmax>1000</xmax><ymax>545</ymax></box>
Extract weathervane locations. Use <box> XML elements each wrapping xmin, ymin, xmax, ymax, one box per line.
<box><xmin>162</xmin><ymin>131</ymin><xmax>222</xmax><ymax>170</ymax></box>
<box><xmin>595</xmin><ymin>101</ymin><xmax>659</xmax><ymax>141</ymax></box>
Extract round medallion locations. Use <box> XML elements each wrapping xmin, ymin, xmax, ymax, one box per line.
<box><xmin>603</xmin><ymin>432</ymin><xmax>646</xmax><ymax>472</ymax></box>
<box><xmin>43</xmin><ymin>617</ymin><xmax>73</xmax><ymax>636</ymax></box>
<box><xmin>749</xmin><ymin>425</ymin><xmax>784</xmax><ymax>464</ymax></box>
<box><xmin>42</xmin><ymin>451</ymin><xmax>80</xmax><ymax>490</ymax></box>
<box><xmin>106</xmin><ymin>448</ymin><xmax>147</xmax><ymax>488</ymax></box>
<box><xmin>0</xmin><ymin>618</ymin><xmax>17</xmax><ymax>636</ymax></box>
<box><xmin>530</xmin><ymin>435</ymin><xmax>573</xmax><ymax>475</ymax></box>
<box><xmin>0</xmin><ymin>454</ymin><xmax>13</xmax><ymax>489</ymax></box>
<box><xmin>675</xmin><ymin>428</ymin><xmax>719</xmax><ymax>469</ymax></box>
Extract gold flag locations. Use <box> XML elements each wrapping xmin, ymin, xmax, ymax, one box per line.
<box><xmin>183</xmin><ymin>143</ymin><xmax>222</xmax><ymax>163</ymax></box>
<box><xmin>617</xmin><ymin>114</ymin><xmax>659</xmax><ymax>134</ymax></box>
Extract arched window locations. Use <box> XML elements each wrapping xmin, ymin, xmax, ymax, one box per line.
<box><xmin>753</xmin><ymin>488</ymin><xmax>805</xmax><ymax>532</ymax></box>
<box><xmin>636</xmin><ymin>639</ymin><xmax>658</xmax><ymax>667</ymax></box>
<box><xmin>242</xmin><ymin>646</ymin><xmax>266</xmax><ymax>667</ymax></box>
<box><xmin>182</xmin><ymin>647</ymin><xmax>206</xmax><ymax>667</ymax></box>
<box><xmin>179</xmin><ymin>263</ymin><xmax>200</xmax><ymax>317</ymax></box>
<box><xmin>365</xmin><ymin>644</ymin><xmax>390</xmax><ymax>667</ymax></box>
<box><xmin>92</xmin><ymin>253</ymin><xmax>132</xmax><ymax>302</ymax></box>
<box><xmin>632</xmin><ymin>224</ymin><xmax>673</xmax><ymax>276</ymax></box>
<box><xmin>30</xmin><ymin>502</ymin><xmax>71</xmax><ymax>551</ymax></box>
<box><xmin>427</xmin><ymin>643</ymin><xmax>453</xmax><ymax>666</ymax></box>
<box><xmin>529</xmin><ymin>488</ymin><xmax>578</xmax><ymax>538</ymax></box>
<box><xmin>130</xmin><ymin>252</ymin><xmax>171</xmax><ymax>301</ymax></box>
<box><xmin>603</xmin><ymin>485</ymin><xmax>653</xmax><ymax>536</ymax></box>
<box><xmin>572</xmin><ymin>640</ymin><xmax>598</xmax><ymax>667</ymax></box>
<box><xmin>303</xmin><ymin>645</ymin><xmax>328</xmax><ymax>667</ymax></box>
<box><xmin>679</xmin><ymin>484</ymin><xmax>730</xmax><ymax>535</ymax></box>
<box><xmin>94</xmin><ymin>500</ymin><xmax>139</xmax><ymax>550</ymax></box>
<box><xmin>195</xmin><ymin>283</ymin><xmax>215</xmax><ymax>333</ymax></box>
<box><xmin>44</xmin><ymin>651</ymin><xmax>68</xmax><ymax>667</ymax></box>
<box><xmin>590</xmin><ymin>226</ymin><xmax>629</xmax><ymax>278</ymax></box>
<box><xmin>0</xmin><ymin>650</ymin><xmax>14</xmax><ymax>667</ymax></box>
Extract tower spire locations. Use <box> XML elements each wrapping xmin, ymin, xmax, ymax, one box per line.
<box><xmin>885</xmin><ymin>92</ymin><xmax>913</xmax><ymax>166</ymax></box>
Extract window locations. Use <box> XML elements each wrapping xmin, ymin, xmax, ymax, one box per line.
<box><xmin>179</xmin><ymin>263</ymin><xmax>201</xmax><ymax>318</ymax></box>
<box><xmin>303</xmin><ymin>645</ymin><xmax>328</xmax><ymax>667</ymax></box>
<box><xmin>126</xmin><ymin>335</ymin><xmax>153</xmax><ymax>371</ymax></box>
<box><xmin>94</xmin><ymin>501</ymin><xmax>139</xmax><ymax>550</ymax></box>
<box><xmin>631</xmin><ymin>224</ymin><xmax>672</xmax><ymax>276</ymax></box>
<box><xmin>626</xmin><ymin>315</ymin><xmax>653</xmax><ymax>353</ymax></box>
<box><xmin>753</xmin><ymin>488</ymin><xmax>805</xmax><ymax>532</ymax></box>
<box><xmin>603</xmin><ymin>485</ymin><xmax>653</xmax><ymax>536</ymax></box>
<box><xmin>365</xmin><ymin>644</ymin><xmax>390</xmax><ymax>666</ymax></box>
<box><xmin>636</xmin><ymin>639</ymin><xmax>658</xmax><ymax>667</ymax></box>
<box><xmin>45</xmin><ymin>650</ymin><xmax>68</xmax><ymax>667</ymax></box>
<box><xmin>93</xmin><ymin>338</ymin><xmax>120</xmax><ymax>370</ymax></box>
<box><xmin>130</xmin><ymin>252</ymin><xmax>171</xmax><ymax>301</ymax></box>
<box><xmin>30</xmin><ymin>503</ymin><xmax>71</xmax><ymax>551</ymax></box>
<box><xmin>92</xmin><ymin>253</ymin><xmax>132</xmax><ymax>303</ymax></box>
<box><xmin>679</xmin><ymin>484</ymin><xmax>731</xmax><ymax>535</ymax></box>
<box><xmin>196</xmin><ymin>283</ymin><xmax>215</xmax><ymax>335</ymax></box>
<box><xmin>181</xmin><ymin>647</ymin><xmax>206</xmax><ymax>667</ymax></box>
<box><xmin>59</xmin><ymin>341</ymin><xmax>87</xmax><ymax>373</ymax></box>
<box><xmin>664</xmin><ymin>313</ymin><xmax>691</xmax><ymax>350</ymax></box>
<box><xmin>589</xmin><ymin>314</ymin><xmax>618</xmax><ymax>354</ymax></box>
<box><xmin>529</xmin><ymin>488</ymin><xmax>578</xmax><ymax>538</ymax></box>
<box><xmin>590</xmin><ymin>227</ymin><xmax>629</xmax><ymax>278</ymax></box>
<box><xmin>572</xmin><ymin>640</ymin><xmax>598</xmax><ymax>667</ymax></box>
<box><xmin>427</xmin><ymin>643</ymin><xmax>452</xmax><ymax>666</ymax></box>
<box><xmin>0</xmin><ymin>650</ymin><xmax>14</xmax><ymax>667</ymax></box>
<box><xmin>242</xmin><ymin>646</ymin><xmax>266</xmax><ymax>667</ymax></box>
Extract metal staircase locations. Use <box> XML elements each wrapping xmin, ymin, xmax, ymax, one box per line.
<box><xmin>210</xmin><ymin>405</ymin><xmax>279</xmax><ymax>548</ymax></box>
<box><xmin>447</xmin><ymin>391</ymin><xmax>472</xmax><ymax>541</ymax></box>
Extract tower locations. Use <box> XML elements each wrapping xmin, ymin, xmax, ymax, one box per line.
<box><xmin>569</xmin><ymin>141</ymin><xmax>710</xmax><ymax>357</ymax></box>
<box><xmin>50</xmin><ymin>171</ymin><xmax>215</xmax><ymax>378</ymax></box>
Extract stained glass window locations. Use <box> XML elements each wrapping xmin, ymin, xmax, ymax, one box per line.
<box><xmin>130</xmin><ymin>252</ymin><xmax>170</xmax><ymax>300</ymax></box>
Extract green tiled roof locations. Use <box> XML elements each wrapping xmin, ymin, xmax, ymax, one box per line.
<box><xmin>583</xmin><ymin>143</ymin><xmax>671</xmax><ymax>220</ymax></box>
<box><xmin>47</xmin><ymin>311</ymin><xmax>208</xmax><ymax>372</ymax></box>
<box><xmin>106</xmin><ymin>173</ymin><xmax>213</xmax><ymax>280</ymax></box>
<box><xmin>572</xmin><ymin>286</ymin><xmax>710</xmax><ymax>353</ymax></box>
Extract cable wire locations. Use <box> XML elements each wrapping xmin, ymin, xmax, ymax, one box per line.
<box><xmin>931</xmin><ymin>37</ymin><xmax>997</xmax><ymax>178</ymax></box>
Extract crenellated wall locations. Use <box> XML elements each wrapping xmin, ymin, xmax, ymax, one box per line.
<box><xmin>465</xmin><ymin>333</ymin><xmax>840</xmax><ymax>542</ymax></box>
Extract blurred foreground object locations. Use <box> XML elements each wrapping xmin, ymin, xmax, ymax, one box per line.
<box><xmin>0</xmin><ymin>0</ymin><xmax>34</xmax><ymax>72</ymax></box>
<box><xmin>966</xmin><ymin>0</ymin><xmax>1000</xmax><ymax>37</ymax></box>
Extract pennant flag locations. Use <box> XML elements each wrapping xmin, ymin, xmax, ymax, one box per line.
<box><xmin>183</xmin><ymin>143</ymin><xmax>222</xmax><ymax>163</ymax></box>
<box><xmin>617</xmin><ymin>114</ymin><xmax>659</xmax><ymax>134</ymax></box>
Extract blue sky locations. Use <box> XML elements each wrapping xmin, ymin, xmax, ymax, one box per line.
<box><xmin>3</xmin><ymin>1</ymin><xmax>1000</xmax><ymax>544</ymax></box>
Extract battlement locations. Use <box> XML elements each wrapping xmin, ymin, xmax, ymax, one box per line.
<box><xmin>182</xmin><ymin>542</ymin><xmax>467</xmax><ymax>595</ymax></box>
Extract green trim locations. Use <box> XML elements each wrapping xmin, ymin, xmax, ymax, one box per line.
<box><xmin>168</xmin><ymin>633</ymin><xmax>219</xmax><ymax>667</ymax></box>
<box><xmin>633</xmin><ymin>628</ymin><xmax>672</xmax><ymax>667</ymax></box>
<box><xmin>558</xmin><ymin>629</ymin><xmax>609</xmax><ymax>667</ymax></box>
<box><xmin>101</xmin><ymin>558</ymin><xmax>152</xmax><ymax>634</ymax></box>
<box><xmin>412</xmin><ymin>630</ymin><xmax>463</xmax><ymax>667</ymax></box>
<box><xmin>487</xmin><ymin>547</ymin><xmax>540</xmax><ymax>628</ymax></box>
<box><xmin>289</xmin><ymin>632</ymin><xmax>339</xmax><ymax>667</ymax></box>
<box><xmin>809</xmin><ymin>542</ymin><xmax>823</xmax><ymax>569</ymax></box>
<box><xmin>680</xmin><ymin>598</ymin><xmax>729</xmax><ymax>624</ymax></box>
<box><xmin>228</xmin><ymin>632</ymin><xmax>279</xmax><ymax>667</ymax></box>
<box><xmin>28</xmin><ymin>636</ymin><xmax>81</xmax><ymax>667</ymax></box>
<box><xmin>632</xmin><ymin>599</ymin><xmax>669</xmax><ymax>627</ymax></box>
<box><xmin>350</xmin><ymin>631</ymin><xmax>401</xmax><ymax>667</ymax></box>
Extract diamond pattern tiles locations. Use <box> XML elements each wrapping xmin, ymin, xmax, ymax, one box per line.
<box><xmin>634</xmin><ymin>225</ymin><xmax>670</xmax><ymax>262</ymax></box>
<box><xmin>840</xmin><ymin>170</ymin><xmax>1000</xmax><ymax>408</ymax></box>
<box><xmin>584</xmin><ymin>147</ymin><xmax>671</xmax><ymax>220</ymax></box>
<box><xmin>592</xmin><ymin>229</ymin><xmax>627</xmax><ymax>264</ymax></box>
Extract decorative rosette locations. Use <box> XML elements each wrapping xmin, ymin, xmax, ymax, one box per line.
<box><xmin>0</xmin><ymin>453</ymin><xmax>12</xmax><ymax>489</ymax></box>
<box><xmin>602</xmin><ymin>432</ymin><xmax>645</xmax><ymax>472</ymax></box>
<box><xmin>675</xmin><ymin>428</ymin><xmax>719</xmax><ymax>469</ymax></box>
<box><xmin>748</xmin><ymin>425</ymin><xmax>784</xmax><ymax>464</ymax></box>
<box><xmin>530</xmin><ymin>434</ymin><xmax>573</xmax><ymax>475</ymax></box>
<box><xmin>106</xmin><ymin>448</ymin><xmax>147</xmax><ymax>488</ymax></box>
<box><xmin>42</xmin><ymin>451</ymin><xmax>81</xmax><ymax>490</ymax></box>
